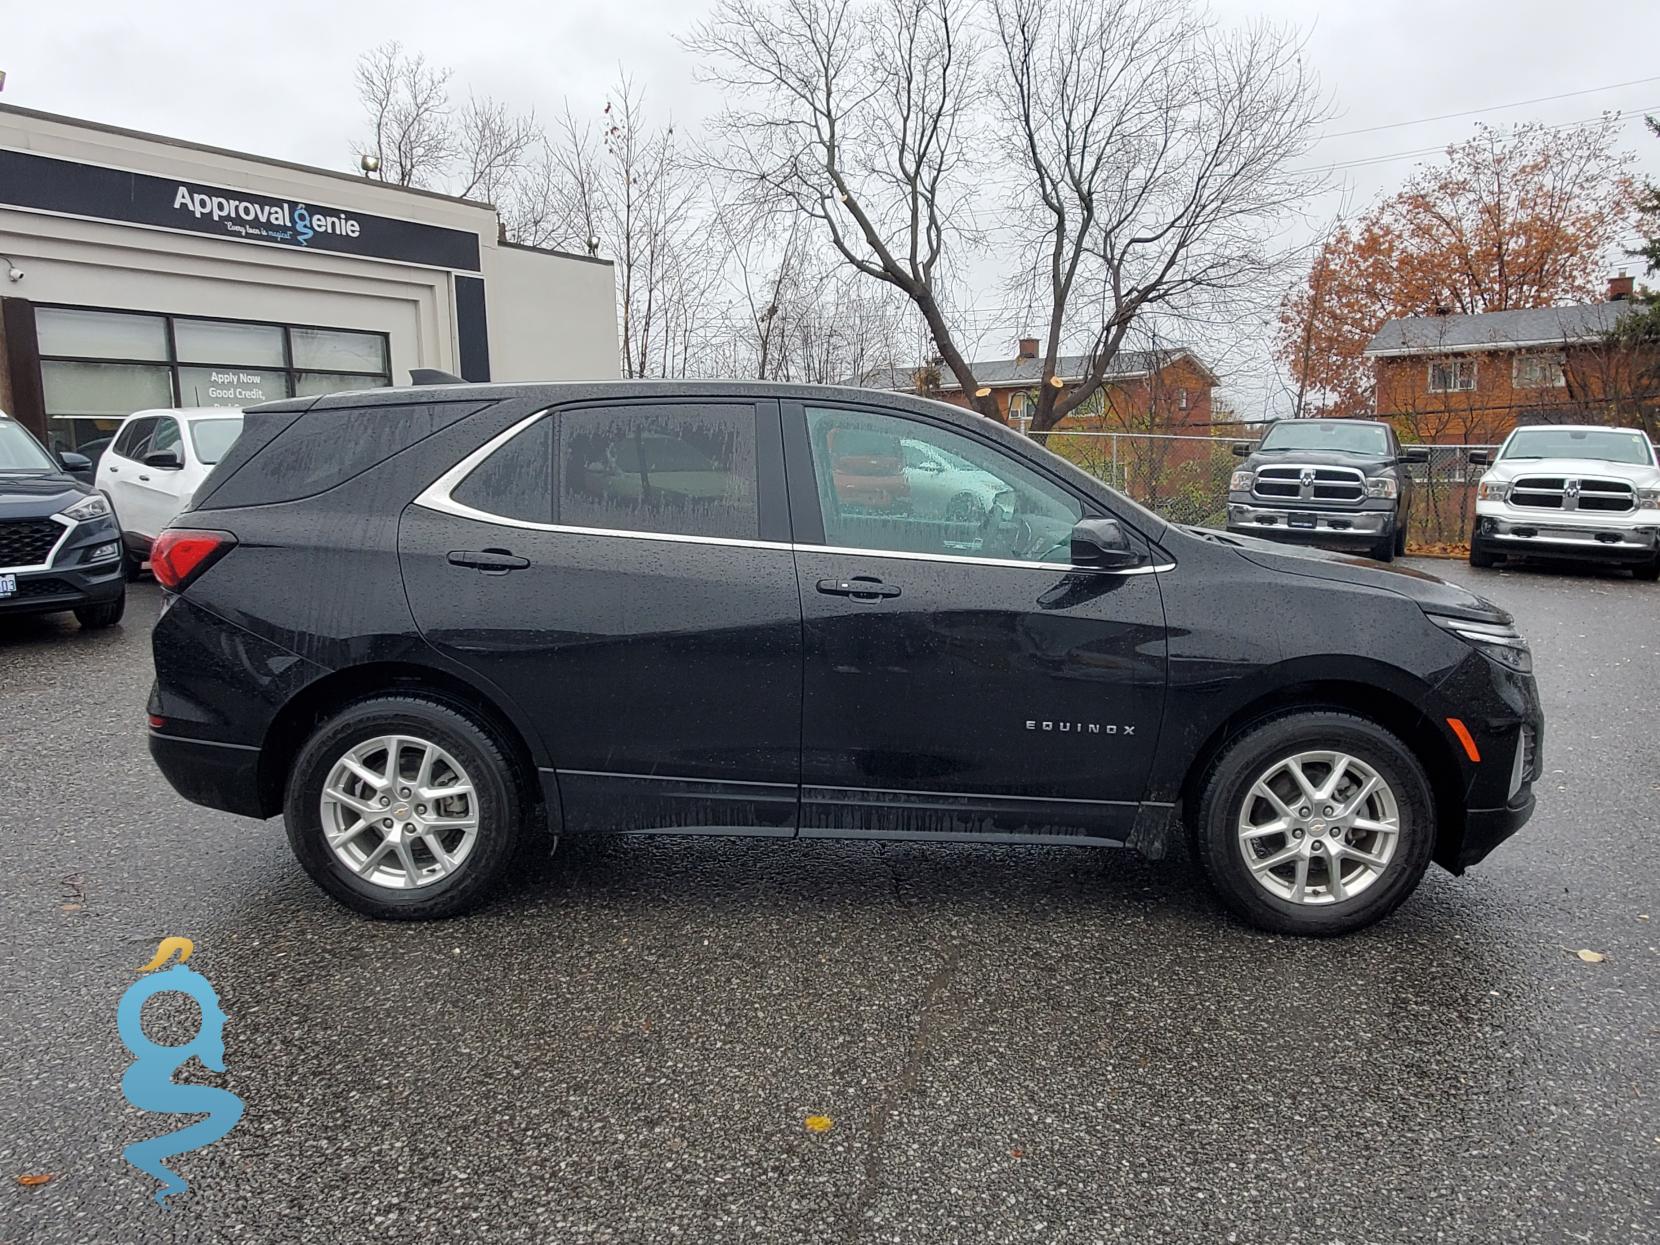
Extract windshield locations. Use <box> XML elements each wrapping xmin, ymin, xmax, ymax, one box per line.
<box><xmin>1258</xmin><ymin>421</ymin><xmax>1390</xmax><ymax>455</ymax></box>
<box><xmin>1500</xmin><ymin>427</ymin><xmax>1655</xmax><ymax>466</ymax></box>
<box><xmin>0</xmin><ymin>420</ymin><xmax>56</xmax><ymax>472</ymax></box>
<box><xmin>189</xmin><ymin>417</ymin><xmax>245</xmax><ymax>465</ymax></box>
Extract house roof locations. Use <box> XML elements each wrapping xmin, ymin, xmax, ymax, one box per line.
<box><xmin>859</xmin><ymin>347</ymin><xmax>1216</xmax><ymax>391</ymax></box>
<box><xmin>1364</xmin><ymin>301</ymin><xmax>1639</xmax><ymax>357</ymax></box>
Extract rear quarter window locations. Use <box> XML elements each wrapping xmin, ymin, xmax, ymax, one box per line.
<box><xmin>201</xmin><ymin>400</ymin><xmax>491</xmax><ymax>509</ymax></box>
<box><xmin>451</xmin><ymin>415</ymin><xmax>553</xmax><ymax>524</ymax></box>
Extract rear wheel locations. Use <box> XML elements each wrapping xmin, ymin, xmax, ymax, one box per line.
<box><xmin>73</xmin><ymin>589</ymin><xmax>126</xmax><ymax>629</ymax></box>
<box><xmin>284</xmin><ymin>695</ymin><xmax>526</xmax><ymax>920</ymax></box>
<box><xmin>1192</xmin><ymin>711</ymin><xmax>1435</xmax><ymax>936</ymax></box>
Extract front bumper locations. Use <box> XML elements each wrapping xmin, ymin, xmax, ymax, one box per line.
<box><xmin>1226</xmin><ymin>498</ymin><xmax>1393</xmax><ymax>543</ymax></box>
<box><xmin>0</xmin><ymin>560</ymin><xmax>124</xmax><ymax>616</ymax></box>
<box><xmin>1473</xmin><ymin>505</ymin><xmax>1660</xmax><ymax>562</ymax></box>
<box><xmin>1432</xmin><ymin>648</ymin><xmax>1544</xmax><ymax>872</ymax></box>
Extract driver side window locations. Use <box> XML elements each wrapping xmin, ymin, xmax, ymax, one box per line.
<box><xmin>803</xmin><ymin>406</ymin><xmax>1082</xmax><ymax>564</ymax></box>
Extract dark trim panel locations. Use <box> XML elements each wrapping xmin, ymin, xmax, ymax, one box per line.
<box><xmin>454</xmin><ymin>275</ymin><xmax>490</xmax><ymax>382</ymax></box>
<box><xmin>800</xmin><ymin>784</ymin><xmax>1137</xmax><ymax>842</ymax></box>
<box><xmin>1</xmin><ymin>297</ymin><xmax>46</xmax><ymax>441</ymax></box>
<box><xmin>553</xmin><ymin>769</ymin><xmax>798</xmax><ymax>835</ymax></box>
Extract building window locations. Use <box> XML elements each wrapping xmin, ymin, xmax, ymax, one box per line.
<box><xmin>1427</xmin><ymin>359</ymin><xmax>1476</xmax><ymax>393</ymax></box>
<box><xmin>1008</xmin><ymin>392</ymin><xmax>1028</xmax><ymax>424</ymax></box>
<box><xmin>35</xmin><ymin>306</ymin><xmax>391</xmax><ymax>452</ymax></box>
<box><xmin>1513</xmin><ymin>353</ymin><xmax>1565</xmax><ymax>390</ymax></box>
<box><xmin>1178</xmin><ymin>388</ymin><xmax>1190</xmax><ymax>410</ymax></box>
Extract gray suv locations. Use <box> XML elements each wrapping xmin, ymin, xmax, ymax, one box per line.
<box><xmin>1227</xmin><ymin>419</ymin><xmax>1426</xmax><ymax>562</ymax></box>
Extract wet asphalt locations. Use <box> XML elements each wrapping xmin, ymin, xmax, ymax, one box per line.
<box><xmin>0</xmin><ymin>560</ymin><xmax>1655</xmax><ymax>1245</ymax></box>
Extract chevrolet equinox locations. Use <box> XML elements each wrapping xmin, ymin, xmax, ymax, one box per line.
<box><xmin>147</xmin><ymin>382</ymin><xmax>1542</xmax><ymax>935</ymax></box>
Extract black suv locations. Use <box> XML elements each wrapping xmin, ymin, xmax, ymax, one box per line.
<box><xmin>0</xmin><ymin>413</ymin><xmax>126</xmax><ymax>628</ymax></box>
<box><xmin>147</xmin><ymin>382</ymin><xmax>1541</xmax><ymax>935</ymax></box>
<box><xmin>1227</xmin><ymin>418</ymin><xmax>1427</xmax><ymax>561</ymax></box>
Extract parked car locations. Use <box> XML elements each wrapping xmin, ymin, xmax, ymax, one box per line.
<box><xmin>1469</xmin><ymin>424</ymin><xmax>1660</xmax><ymax>579</ymax></box>
<box><xmin>99</xmin><ymin>408</ymin><xmax>244</xmax><ymax>576</ymax></box>
<box><xmin>899</xmin><ymin>436</ymin><xmax>1008</xmax><ymax>529</ymax></box>
<box><xmin>146</xmin><ymin>382</ymin><xmax>1541</xmax><ymax>936</ymax></box>
<box><xmin>0</xmin><ymin>410</ymin><xmax>126</xmax><ymax>628</ymax></box>
<box><xmin>1227</xmin><ymin>419</ymin><xmax>1426</xmax><ymax>562</ymax></box>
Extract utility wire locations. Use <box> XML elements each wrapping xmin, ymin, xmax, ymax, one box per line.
<box><xmin>1313</xmin><ymin>74</ymin><xmax>1660</xmax><ymax>141</ymax></box>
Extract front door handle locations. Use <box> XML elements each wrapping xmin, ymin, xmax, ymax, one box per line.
<box><xmin>448</xmin><ymin>549</ymin><xmax>530</xmax><ymax>574</ymax></box>
<box><xmin>138</xmin><ymin>474</ymin><xmax>151</xmax><ymax>482</ymax></box>
<box><xmin>816</xmin><ymin>576</ymin><xmax>901</xmax><ymax>600</ymax></box>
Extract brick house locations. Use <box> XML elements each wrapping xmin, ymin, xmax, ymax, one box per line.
<box><xmin>861</xmin><ymin>337</ymin><xmax>1220</xmax><ymax>433</ymax></box>
<box><xmin>1364</xmin><ymin>276</ymin><xmax>1657</xmax><ymax>445</ymax></box>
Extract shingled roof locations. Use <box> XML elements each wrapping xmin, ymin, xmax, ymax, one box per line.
<box><xmin>1364</xmin><ymin>301</ymin><xmax>1639</xmax><ymax>357</ymax></box>
<box><xmin>858</xmin><ymin>347</ymin><xmax>1215</xmax><ymax>392</ymax></box>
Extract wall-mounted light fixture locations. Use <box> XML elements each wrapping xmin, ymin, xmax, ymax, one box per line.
<box><xmin>1</xmin><ymin>254</ymin><xmax>22</xmax><ymax>283</ymax></box>
<box><xmin>359</xmin><ymin>153</ymin><xmax>381</xmax><ymax>176</ymax></box>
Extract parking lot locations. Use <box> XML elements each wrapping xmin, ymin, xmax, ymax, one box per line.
<box><xmin>1</xmin><ymin>560</ymin><xmax>1655</xmax><ymax>1245</ymax></box>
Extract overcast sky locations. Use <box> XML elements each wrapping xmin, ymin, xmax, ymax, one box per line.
<box><xmin>6</xmin><ymin>0</ymin><xmax>1660</xmax><ymax>413</ymax></box>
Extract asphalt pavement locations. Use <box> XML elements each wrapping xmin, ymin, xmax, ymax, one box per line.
<box><xmin>1</xmin><ymin>560</ymin><xmax>1655</xmax><ymax>1245</ymax></box>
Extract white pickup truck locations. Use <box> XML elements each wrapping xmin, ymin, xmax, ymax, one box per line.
<box><xmin>1469</xmin><ymin>424</ymin><xmax>1660</xmax><ymax>580</ymax></box>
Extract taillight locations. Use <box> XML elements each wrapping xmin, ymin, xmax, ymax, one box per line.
<box><xmin>150</xmin><ymin>528</ymin><xmax>237</xmax><ymax>592</ymax></box>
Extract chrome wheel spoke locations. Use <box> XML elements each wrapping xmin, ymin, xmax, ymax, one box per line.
<box><xmin>1237</xmin><ymin>748</ymin><xmax>1401</xmax><ymax>907</ymax></box>
<box><xmin>320</xmin><ymin>733</ymin><xmax>479</xmax><ymax>890</ymax></box>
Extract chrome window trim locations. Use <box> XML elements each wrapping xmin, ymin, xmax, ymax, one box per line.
<box><xmin>413</xmin><ymin>406</ymin><xmax>1172</xmax><ymax>576</ymax></box>
<box><xmin>0</xmin><ymin>513</ymin><xmax>76</xmax><ymax>574</ymax></box>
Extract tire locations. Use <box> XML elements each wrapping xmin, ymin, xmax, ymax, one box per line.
<box><xmin>283</xmin><ymin>694</ymin><xmax>527</xmax><ymax>920</ymax></box>
<box><xmin>1191</xmin><ymin>710</ymin><xmax>1436</xmax><ymax>936</ymax></box>
<box><xmin>1393</xmin><ymin>520</ymin><xmax>1409</xmax><ymax>557</ymax></box>
<box><xmin>122</xmin><ymin>549</ymin><xmax>145</xmax><ymax>582</ymax></box>
<box><xmin>1633</xmin><ymin>558</ymin><xmax>1660</xmax><ymax>582</ymax></box>
<box><xmin>1369</xmin><ymin>532</ymin><xmax>1394</xmax><ymax>562</ymax></box>
<box><xmin>1468</xmin><ymin>535</ymin><xmax>1498</xmax><ymax>568</ymax></box>
<box><xmin>74</xmin><ymin>589</ymin><xmax>126</xmax><ymax>629</ymax></box>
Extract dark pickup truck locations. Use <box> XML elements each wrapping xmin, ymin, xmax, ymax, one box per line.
<box><xmin>1226</xmin><ymin>418</ymin><xmax>1427</xmax><ymax>562</ymax></box>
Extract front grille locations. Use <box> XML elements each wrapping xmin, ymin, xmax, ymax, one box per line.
<box><xmin>1253</xmin><ymin>465</ymin><xmax>1366</xmax><ymax>504</ymax></box>
<box><xmin>1510</xmin><ymin>476</ymin><xmax>1634</xmax><ymax>513</ymax></box>
<box><xmin>0</xmin><ymin>519</ymin><xmax>63</xmax><ymax>569</ymax></box>
<box><xmin>11</xmin><ymin>577</ymin><xmax>75</xmax><ymax>600</ymax></box>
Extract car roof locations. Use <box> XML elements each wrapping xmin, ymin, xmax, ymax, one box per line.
<box><xmin>1270</xmin><ymin>417</ymin><xmax>1389</xmax><ymax>429</ymax></box>
<box><xmin>1504</xmin><ymin>423</ymin><xmax>1646</xmax><ymax>435</ymax></box>
<box><xmin>122</xmin><ymin>407</ymin><xmax>246</xmax><ymax>421</ymax></box>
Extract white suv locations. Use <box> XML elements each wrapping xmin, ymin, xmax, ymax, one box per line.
<box><xmin>1470</xmin><ymin>424</ymin><xmax>1660</xmax><ymax>579</ymax></box>
<box><xmin>99</xmin><ymin>408</ymin><xmax>244</xmax><ymax>573</ymax></box>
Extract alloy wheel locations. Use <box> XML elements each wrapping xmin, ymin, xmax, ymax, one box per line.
<box><xmin>1235</xmin><ymin>750</ymin><xmax>1400</xmax><ymax>905</ymax></box>
<box><xmin>319</xmin><ymin>734</ymin><xmax>480</xmax><ymax>889</ymax></box>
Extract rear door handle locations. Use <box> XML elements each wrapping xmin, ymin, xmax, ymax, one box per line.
<box><xmin>816</xmin><ymin>576</ymin><xmax>901</xmax><ymax>600</ymax></box>
<box><xmin>448</xmin><ymin>549</ymin><xmax>530</xmax><ymax>573</ymax></box>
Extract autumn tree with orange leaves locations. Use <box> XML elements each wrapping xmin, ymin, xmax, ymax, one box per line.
<box><xmin>1278</xmin><ymin>118</ymin><xmax>1639</xmax><ymax>418</ymax></box>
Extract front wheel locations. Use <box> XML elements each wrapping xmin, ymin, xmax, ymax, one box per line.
<box><xmin>1633</xmin><ymin>558</ymin><xmax>1660</xmax><ymax>582</ymax></box>
<box><xmin>283</xmin><ymin>695</ymin><xmax>526</xmax><ymax>920</ymax></box>
<box><xmin>1468</xmin><ymin>531</ymin><xmax>1498</xmax><ymax>568</ymax></box>
<box><xmin>74</xmin><ymin>589</ymin><xmax>126</xmax><ymax>629</ymax></box>
<box><xmin>1192</xmin><ymin>711</ymin><xmax>1435</xmax><ymax>936</ymax></box>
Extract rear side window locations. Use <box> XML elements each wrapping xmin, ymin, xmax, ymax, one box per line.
<box><xmin>202</xmin><ymin>400</ymin><xmax>489</xmax><ymax>509</ymax></box>
<box><xmin>452</xmin><ymin>416</ymin><xmax>553</xmax><ymax>523</ymax></box>
<box><xmin>112</xmin><ymin>416</ymin><xmax>157</xmax><ymax>460</ymax></box>
<box><xmin>556</xmin><ymin>404</ymin><xmax>758</xmax><ymax>540</ymax></box>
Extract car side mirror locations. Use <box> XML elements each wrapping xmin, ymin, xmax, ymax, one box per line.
<box><xmin>1467</xmin><ymin>450</ymin><xmax>1489</xmax><ymax>466</ymax></box>
<box><xmin>1231</xmin><ymin>442</ymin><xmax>1253</xmax><ymax>457</ymax></box>
<box><xmin>1070</xmin><ymin>517</ymin><xmax>1142</xmax><ymax>569</ymax></box>
<box><xmin>58</xmin><ymin>450</ymin><xmax>92</xmax><ymax>471</ymax></box>
<box><xmin>1401</xmin><ymin>446</ymin><xmax>1430</xmax><ymax>463</ymax></box>
<box><xmin>143</xmin><ymin>449</ymin><xmax>183</xmax><ymax>470</ymax></box>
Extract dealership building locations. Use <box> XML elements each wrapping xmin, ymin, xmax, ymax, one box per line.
<box><xmin>0</xmin><ymin>103</ymin><xmax>619</xmax><ymax>453</ymax></box>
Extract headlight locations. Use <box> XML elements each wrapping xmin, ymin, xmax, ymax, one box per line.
<box><xmin>1229</xmin><ymin>470</ymin><xmax>1254</xmax><ymax>491</ymax></box>
<box><xmin>1426</xmin><ymin>612</ymin><xmax>1532</xmax><ymax>674</ymax></box>
<box><xmin>1365</xmin><ymin>476</ymin><xmax>1399</xmax><ymax>499</ymax></box>
<box><xmin>1637</xmin><ymin>487</ymin><xmax>1660</xmax><ymax>510</ymax></box>
<box><xmin>58</xmin><ymin>493</ymin><xmax>111</xmax><ymax>522</ymax></box>
<box><xmin>1476</xmin><ymin>479</ymin><xmax>1506</xmax><ymax>502</ymax></box>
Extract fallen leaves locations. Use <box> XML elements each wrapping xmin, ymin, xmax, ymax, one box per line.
<box><xmin>16</xmin><ymin>1173</ymin><xmax>54</xmax><ymax>1188</ymax></box>
<box><xmin>804</xmin><ymin>1115</ymin><xmax>833</xmax><ymax>1134</ymax></box>
<box><xmin>1573</xmin><ymin>949</ymin><xmax>1607</xmax><ymax>964</ymax></box>
<box><xmin>59</xmin><ymin>873</ymin><xmax>85</xmax><ymax>915</ymax></box>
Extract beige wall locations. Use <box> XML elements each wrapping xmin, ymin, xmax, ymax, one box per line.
<box><xmin>0</xmin><ymin>105</ymin><xmax>617</xmax><ymax>388</ymax></box>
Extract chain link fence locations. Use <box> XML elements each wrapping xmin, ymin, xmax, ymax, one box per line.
<box><xmin>1035</xmin><ymin>430</ymin><xmax>1495</xmax><ymax>550</ymax></box>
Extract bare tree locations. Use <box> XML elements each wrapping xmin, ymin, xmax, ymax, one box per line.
<box><xmin>691</xmin><ymin>0</ymin><xmax>1323</xmax><ymax>428</ymax></box>
<box><xmin>351</xmin><ymin>43</ymin><xmax>539</xmax><ymax>209</ymax></box>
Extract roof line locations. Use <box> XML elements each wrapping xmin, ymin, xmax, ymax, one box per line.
<box><xmin>1365</xmin><ymin>334</ymin><xmax>1614</xmax><ymax>357</ymax></box>
<box><xmin>0</xmin><ymin>102</ymin><xmax>498</xmax><ymax>213</ymax></box>
<box><xmin>498</xmin><ymin>239</ymin><xmax>614</xmax><ymax>267</ymax></box>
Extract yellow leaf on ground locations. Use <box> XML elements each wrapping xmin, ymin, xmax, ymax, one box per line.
<box><xmin>17</xmin><ymin>1173</ymin><xmax>54</xmax><ymax>1187</ymax></box>
<box><xmin>1575</xmin><ymin>949</ymin><xmax>1606</xmax><ymax>963</ymax></box>
<box><xmin>804</xmin><ymin>1115</ymin><xmax>833</xmax><ymax>1133</ymax></box>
